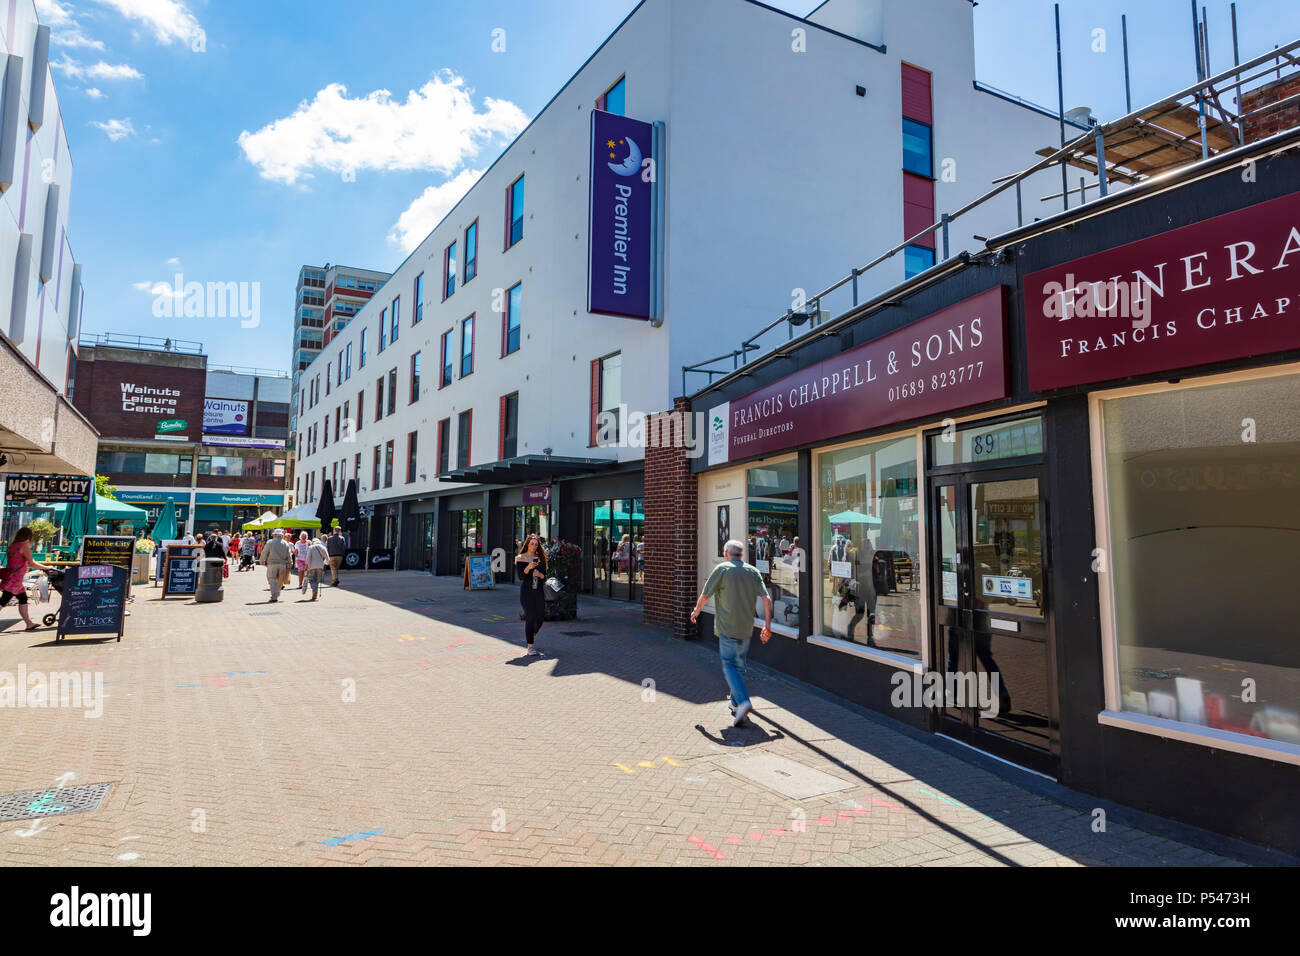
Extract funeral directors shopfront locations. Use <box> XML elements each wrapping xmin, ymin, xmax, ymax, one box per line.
<box><xmin>681</xmin><ymin>136</ymin><xmax>1300</xmax><ymax>850</ymax></box>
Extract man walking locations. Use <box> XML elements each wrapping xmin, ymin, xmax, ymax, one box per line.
<box><xmin>690</xmin><ymin>539</ymin><xmax>773</xmax><ymax>727</ymax></box>
<box><xmin>304</xmin><ymin>537</ymin><xmax>330</xmax><ymax>601</ymax></box>
<box><xmin>326</xmin><ymin>527</ymin><xmax>346</xmax><ymax>586</ymax></box>
<box><xmin>260</xmin><ymin>528</ymin><xmax>292</xmax><ymax>603</ymax></box>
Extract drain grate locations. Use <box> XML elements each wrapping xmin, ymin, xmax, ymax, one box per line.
<box><xmin>0</xmin><ymin>783</ymin><xmax>112</xmax><ymax>822</ymax></box>
<box><xmin>561</xmin><ymin>630</ymin><xmax>599</xmax><ymax>637</ymax></box>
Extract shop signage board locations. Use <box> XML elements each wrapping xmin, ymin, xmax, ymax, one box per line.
<box><xmin>161</xmin><ymin>546</ymin><xmax>201</xmax><ymax>598</ymax></box>
<box><xmin>201</xmin><ymin>434</ymin><xmax>286</xmax><ymax>449</ymax></box>
<box><xmin>1024</xmin><ymin>188</ymin><xmax>1300</xmax><ymax>391</ymax></box>
<box><xmin>57</xmin><ymin>564</ymin><xmax>128</xmax><ymax>642</ymax></box>
<box><xmin>983</xmin><ymin>574</ymin><xmax>1034</xmax><ymax>601</ymax></box>
<box><xmin>708</xmin><ymin>287</ymin><xmax>1008</xmax><ymax>465</ymax></box>
<box><xmin>80</xmin><ymin>535</ymin><xmax>135</xmax><ymax>570</ymax></box>
<box><xmin>588</xmin><ymin>109</ymin><xmax>655</xmax><ymax>319</ymax></box>
<box><xmin>2</xmin><ymin>474</ymin><xmax>91</xmax><ymax>502</ymax></box>
<box><xmin>463</xmin><ymin>554</ymin><xmax>495</xmax><ymax>590</ymax></box>
<box><xmin>523</xmin><ymin>484</ymin><xmax>552</xmax><ymax>505</ymax></box>
<box><xmin>203</xmin><ymin>398</ymin><xmax>249</xmax><ymax>435</ymax></box>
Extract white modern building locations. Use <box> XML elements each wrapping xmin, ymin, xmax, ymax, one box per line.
<box><xmin>294</xmin><ymin>0</ymin><xmax>1092</xmax><ymax>595</ymax></box>
<box><xmin>0</xmin><ymin>0</ymin><xmax>98</xmax><ymax>541</ymax></box>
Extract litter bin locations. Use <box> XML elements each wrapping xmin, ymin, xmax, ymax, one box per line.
<box><xmin>195</xmin><ymin>557</ymin><xmax>225</xmax><ymax>603</ymax></box>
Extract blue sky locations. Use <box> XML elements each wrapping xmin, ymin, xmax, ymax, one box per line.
<box><xmin>47</xmin><ymin>0</ymin><xmax>1300</xmax><ymax>369</ymax></box>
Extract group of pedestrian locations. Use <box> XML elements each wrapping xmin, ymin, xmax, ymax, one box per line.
<box><xmin>258</xmin><ymin>527</ymin><xmax>346</xmax><ymax>602</ymax></box>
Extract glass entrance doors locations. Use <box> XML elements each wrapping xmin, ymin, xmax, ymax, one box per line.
<box><xmin>930</xmin><ymin>468</ymin><xmax>1056</xmax><ymax>775</ymax></box>
<box><xmin>586</xmin><ymin>498</ymin><xmax>643</xmax><ymax>601</ymax></box>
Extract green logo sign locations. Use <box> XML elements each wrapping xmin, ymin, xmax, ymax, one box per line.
<box><xmin>157</xmin><ymin>419</ymin><xmax>188</xmax><ymax>434</ymax></box>
<box><xmin>713</xmin><ymin>416</ymin><xmax>723</xmax><ymax>432</ymax></box>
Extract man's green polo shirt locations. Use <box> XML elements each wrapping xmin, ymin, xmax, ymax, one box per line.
<box><xmin>703</xmin><ymin>558</ymin><xmax>769</xmax><ymax>640</ymax></box>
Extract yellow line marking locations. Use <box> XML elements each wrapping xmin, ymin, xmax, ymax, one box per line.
<box><xmin>661</xmin><ymin>757</ymin><xmax>680</xmax><ymax>766</ymax></box>
<box><xmin>613</xmin><ymin>763</ymin><xmax>637</xmax><ymax>774</ymax></box>
<box><xmin>637</xmin><ymin>761</ymin><xmax>655</xmax><ymax>768</ymax></box>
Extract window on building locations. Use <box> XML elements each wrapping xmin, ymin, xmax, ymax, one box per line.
<box><xmin>597</xmin><ymin>76</ymin><xmax>626</xmax><ymax>115</ymax></box>
<box><xmin>326</xmin><ymin>363</ymin><xmax>332</xmax><ymax>395</ymax></box>
<box><xmin>384</xmin><ymin>440</ymin><xmax>394</xmax><ymax>488</ymax></box>
<box><xmin>379</xmin><ymin>310</ymin><xmax>387</xmax><ymax>352</ymax></box>
<box><xmin>334</xmin><ymin>408</ymin><xmax>341</xmax><ymax>443</ymax></box>
<box><xmin>414</xmin><ymin>273</ymin><xmax>424</xmax><ymax>324</ymax></box>
<box><xmin>354</xmin><ymin>452</ymin><xmax>361</xmax><ymax>485</ymax></box>
<box><xmin>902</xmin><ymin>117</ymin><xmax>933</xmax><ymax>178</ymax></box>
<box><xmin>817</xmin><ymin>433</ymin><xmax>920</xmax><ymax>658</ymax></box>
<box><xmin>437</xmin><ymin>418</ymin><xmax>450</xmax><ymax>475</ymax></box>
<box><xmin>1098</xmin><ymin>373</ymin><xmax>1300</xmax><ymax>746</ymax></box>
<box><xmin>904</xmin><ymin>245</ymin><xmax>935</xmax><ymax>278</ymax></box>
<box><xmin>372</xmin><ymin>445</ymin><xmax>381</xmax><ymax>489</ymax></box>
<box><xmin>500</xmin><ymin>392</ymin><xmax>519</xmax><ymax>460</ymax></box>
<box><xmin>406</xmin><ymin>431</ymin><xmax>418</xmax><ymax>483</ymax></box>
<box><xmin>341</xmin><ymin>400</ymin><xmax>349</xmax><ymax>441</ymax></box>
<box><xmin>503</xmin><ymin>283</ymin><xmax>521</xmax><ymax>356</ymax></box>
<box><xmin>391</xmin><ymin>297</ymin><xmax>400</xmax><ymax>343</ymax></box>
<box><xmin>444</xmin><ymin>242</ymin><xmax>457</xmax><ymax>299</ymax></box>
<box><xmin>387</xmin><ymin>368</ymin><xmax>397</xmax><ymax>416</ymax></box>
<box><xmin>440</xmin><ymin>330</ymin><xmax>454</xmax><ymax>388</ymax></box>
<box><xmin>465</xmin><ymin>220</ymin><xmax>478</xmax><ymax>282</ymax></box>
<box><xmin>461</xmin><ymin>315</ymin><xmax>475</xmax><ymax>377</ymax></box>
<box><xmin>457</xmin><ymin>410</ymin><xmax>472</xmax><ymax>469</ymax></box>
<box><xmin>356</xmin><ymin>390</ymin><xmax>364</xmax><ymax>432</ymax></box>
<box><xmin>506</xmin><ymin>175</ymin><xmax>524</xmax><ymax>248</ymax></box>
<box><xmin>375</xmin><ymin>376</ymin><xmax>385</xmax><ymax>421</ymax></box>
<box><xmin>593</xmin><ymin>352</ymin><xmax>622</xmax><ymax>446</ymax></box>
<box><xmin>332</xmin><ymin>461</ymin><xmax>338</xmax><ymax>486</ymax></box>
<box><xmin>345</xmin><ymin>343</ymin><xmax>352</xmax><ymax>380</ymax></box>
<box><xmin>360</xmin><ymin>328</ymin><xmax>367</xmax><ymax>368</ymax></box>
<box><xmin>410</xmin><ymin>352</ymin><xmax>421</xmax><ymax>404</ymax></box>
<box><xmin>323</xmin><ymin>412</ymin><xmax>330</xmax><ymax>448</ymax></box>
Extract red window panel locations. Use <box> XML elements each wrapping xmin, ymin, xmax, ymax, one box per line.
<box><xmin>902</xmin><ymin>172</ymin><xmax>936</xmax><ymax>249</ymax></box>
<box><xmin>589</xmin><ymin>359</ymin><xmax>601</xmax><ymax>447</ymax></box>
<box><xmin>901</xmin><ymin>62</ymin><xmax>933</xmax><ymax>124</ymax></box>
<box><xmin>498</xmin><ymin>394</ymin><xmax>508</xmax><ymax>461</ymax></box>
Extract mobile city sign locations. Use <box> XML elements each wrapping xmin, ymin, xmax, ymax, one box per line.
<box><xmin>708</xmin><ymin>288</ymin><xmax>1008</xmax><ymax>466</ymax></box>
<box><xmin>588</xmin><ymin>109</ymin><xmax>660</xmax><ymax>321</ymax></box>
<box><xmin>1024</xmin><ymin>188</ymin><xmax>1300</xmax><ymax>392</ymax></box>
<box><xmin>2</xmin><ymin>474</ymin><xmax>92</xmax><ymax>503</ymax></box>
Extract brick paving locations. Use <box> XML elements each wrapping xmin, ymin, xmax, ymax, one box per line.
<box><xmin>0</xmin><ymin>566</ymin><xmax>1268</xmax><ymax>866</ymax></box>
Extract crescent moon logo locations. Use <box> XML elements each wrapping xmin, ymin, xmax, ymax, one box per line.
<box><xmin>607</xmin><ymin>136</ymin><xmax>643</xmax><ymax>177</ymax></box>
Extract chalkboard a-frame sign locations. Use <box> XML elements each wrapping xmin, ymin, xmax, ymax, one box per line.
<box><xmin>161</xmin><ymin>546</ymin><xmax>202</xmax><ymax>599</ymax></box>
<box><xmin>57</xmin><ymin>564</ymin><xmax>129</xmax><ymax>642</ymax></box>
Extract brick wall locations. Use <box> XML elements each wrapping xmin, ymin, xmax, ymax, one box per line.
<box><xmin>643</xmin><ymin>397</ymin><xmax>698</xmax><ymax>639</ymax></box>
<box><xmin>1241</xmin><ymin>74</ymin><xmax>1300</xmax><ymax>142</ymax></box>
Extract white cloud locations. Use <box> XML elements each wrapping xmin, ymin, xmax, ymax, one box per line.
<box><xmin>92</xmin><ymin>117</ymin><xmax>135</xmax><ymax>141</ymax></box>
<box><xmin>237</xmin><ymin>72</ymin><xmax>528</xmax><ymax>186</ymax></box>
<box><xmin>53</xmin><ymin>54</ymin><xmax>143</xmax><ymax>81</ymax></box>
<box><xmin>37</xmin><ymin>0</ymin><xmax>107</xmax><ymax>49</ymax></box>
<box><xmin>389</xmin><ymin>168</ymin><xmax>484</xmax><ymax>253</ymax></box>
<box><xmin>90</xmin><ymin>0</ymin><xmax>203</xmax><ymax>46</ymax></box>
<box><xmin>133</xmin><ymin>279</ymin><xmax>182</xmax><ymax>299</ymax></box>
<box><xmin>84</xmin><ymin>88</ymin><xmax>106</xmax><ymax>99</ymax></box>
<box><xmin>165</xmin><ymin>257</ymin><xmax>180</xmax><ymax>266</ymax></box>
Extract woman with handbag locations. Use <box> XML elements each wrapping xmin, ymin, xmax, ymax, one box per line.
<box><xmin>515</xmin><ymin>534</ymin><xmax>548</xmax><ymax>656</ymax></box>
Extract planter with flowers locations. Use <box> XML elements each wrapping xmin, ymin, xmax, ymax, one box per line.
<box><xmin>544</xmin><ymin>539</ymin><xmax>581</xmax><ymax>621</ymax></box>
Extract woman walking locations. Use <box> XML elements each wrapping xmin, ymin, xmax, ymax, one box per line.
<box><xmin>515</xmin><ymin>534</ymin><xmax>548</xmax><ymax>656</ymax></box>
<box><xmin>293</xmin><ymin>531</ymin><xmax>310</xmax><ymax>592</ymax></box>
<box><xmin>1</xmin><ymin>528</ymin><xmax>54</xmax><ymax>631</ymax></box>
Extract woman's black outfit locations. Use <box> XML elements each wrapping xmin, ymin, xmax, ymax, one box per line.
<box><xmin>516</xmin><ymin>555</ymin><xmax>546</xmax><ymax>645</ymax></box>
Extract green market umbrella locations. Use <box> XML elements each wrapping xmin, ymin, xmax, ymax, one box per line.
<box><xmin>60</xmin><ymin>487</ymin><xmax>99</xmax><ymax>555</ymax></box>
<box><xmin>151</xmin><ymin>498</ymin><xmax>179</xmax><ymax>542</ymax></box>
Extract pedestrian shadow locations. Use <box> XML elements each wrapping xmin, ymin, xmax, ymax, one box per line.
<box><xmin>504</xmin><ymin>652</ymin><xmax>550</xmax><ymax>666</ymax></box>
<box><xmin>694</xmin><ymin>723</ymin><xmax>784</xmax><ymax>747</ymax></box>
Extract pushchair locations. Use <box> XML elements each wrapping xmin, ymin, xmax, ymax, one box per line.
<box><xmin>238</xmin><ymin>551</ymin><xmax>255</xmax><ymax>571</ymax></box>
<box><xmin>24</xmin><ymin>566</ymin><xmax>67</xmax><ymax>627</ymax></box>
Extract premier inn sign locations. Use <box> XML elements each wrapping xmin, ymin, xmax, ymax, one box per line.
<box><xmin>1024</xmin><ymin>188</ymin><xmax>1300</xmax><ymax>392</ymax></box>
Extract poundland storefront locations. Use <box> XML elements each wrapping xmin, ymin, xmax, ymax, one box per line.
<box><xmin>676</xmin><ymin>132</ymin><xmax>1300</xmax><ymax>852</ymax></box>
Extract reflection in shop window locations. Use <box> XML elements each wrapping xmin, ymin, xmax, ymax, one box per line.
<box><xmin>746</xmin><ymin>460</ymin><xmax>800</xmax><ymax>629</ymax></box>
<box><xmin>818</xmin><ymin>435</ymin><xmax>921</xmax><ymax>657</ymax></box>
<box><xmin>1102</xmin><ymin>374</ymin><xmax>1300</xmax><ymax>746</ymax></box>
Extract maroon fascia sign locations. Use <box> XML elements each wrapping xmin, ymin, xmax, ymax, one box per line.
<box><xmin>717</xmin><ymin>287</ymin><xmax>1008</xmax><ymax>462</ymax></box>
<box><xmin>1024</xmin><ymin>188</ymin><xmax>1300</xmax><ymax>392</ymax></box>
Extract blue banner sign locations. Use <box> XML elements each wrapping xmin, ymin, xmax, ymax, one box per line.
<box><xmin>588</xmin><ymin>109</ymin><xmax>655</xmax><ymax>319</ymax></box>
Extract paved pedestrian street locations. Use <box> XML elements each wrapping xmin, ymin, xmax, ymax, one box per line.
<box><xmin>0</xmin><ymin>569</ymin><xmax>1273</xmax><ymax>867</ymax></box>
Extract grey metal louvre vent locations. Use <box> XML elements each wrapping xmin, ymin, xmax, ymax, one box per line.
<box><xmin>0</xmin><ymin>783</ymin><xmax>112</xmax><ymax>822</ymax></box>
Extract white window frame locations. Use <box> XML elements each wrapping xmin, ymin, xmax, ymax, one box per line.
<box><xmin>1088</xmin><ymin>361</ymin><xmax>1300</xmax><ymax>766</ymax></box>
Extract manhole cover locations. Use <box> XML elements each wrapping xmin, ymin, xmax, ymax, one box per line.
<box><xmin>0</xmin><ymin>784</ymin><xmax>112</xmax><ymax>822</ymax></box>
<box><xmin>562</xmin><ymin>630</ymin><xmax>598</xmax><ymax>637</ymax></box>
<box><xmin>715</xmin><ymin>754</ymin><xmax>853</xmax><ymax>800</ymax></box>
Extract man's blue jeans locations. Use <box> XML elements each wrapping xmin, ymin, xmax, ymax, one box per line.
<box><xmin>718</xmin><ymin>635</ymin><xmax>751</xmax><ymax>708</ymax></box>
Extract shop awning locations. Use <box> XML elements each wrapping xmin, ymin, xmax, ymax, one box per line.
<box><xmin>439</xmin><ymin>455</ymin><xmax>619</xmax><ymax>486</ymax></box>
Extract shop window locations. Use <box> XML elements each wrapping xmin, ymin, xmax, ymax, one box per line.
<box><xmin>817</xmin><ymin>433</ymin><xmax>921</xmax><ymax>658</ymax></box>
<box><xmin>746</xmin><ymin>459</ymin><xmax>800</xmax><ymax>630</ymax></box>
<box><xmin>1098</xmin><ymin>372</ymin><xmax>1300</xmax><ymax>747</ymax></box>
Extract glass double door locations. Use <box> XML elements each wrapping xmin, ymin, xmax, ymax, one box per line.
<box><xmin>588</xmin><ymin>498</ymin><xmax>643</xmax><ymax>601</ymax></box>
<box><xmin>930</xmin><ymin>468</ymin><xmax>1057</xmax><ymax>775</ymax></box>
